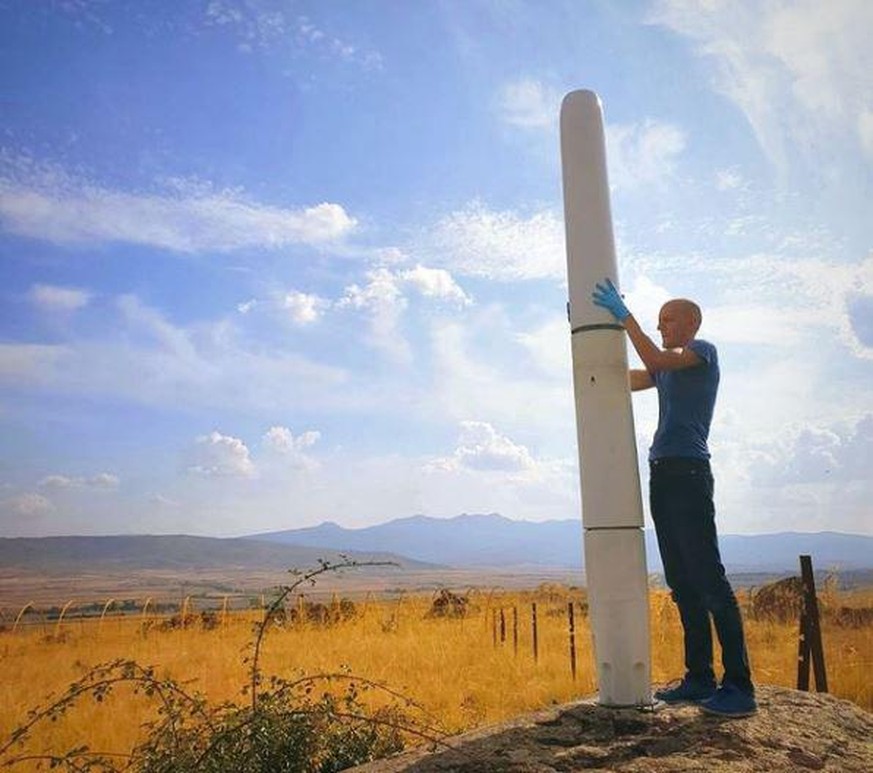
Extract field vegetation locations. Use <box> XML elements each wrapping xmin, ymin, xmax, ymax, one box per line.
<box><xmin>1</xmin><ymin>572</ymin><xmax>871</xmax><ymax>770</ymax></box>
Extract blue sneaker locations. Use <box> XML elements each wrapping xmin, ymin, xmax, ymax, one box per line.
<box><xmin>654</xmin><ymin>676</ymin><xmax>716</xmax><ymax>704</ymax></box>
<box><xmin>700</xmin><ymin>683</ymin><xmax>757</xmax><ymax>717</ymax></box>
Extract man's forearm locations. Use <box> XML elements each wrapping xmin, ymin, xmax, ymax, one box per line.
<box><xmin>623</xmin><ymin>315</ymin><xmax>664</xmax><ymax>372</ymax></box>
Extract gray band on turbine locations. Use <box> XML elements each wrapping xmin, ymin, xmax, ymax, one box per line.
<box><xmin>584</xmin><ymin>525</ymin><xmax>644</xmax><ymax>532</ymax></box>
<box><xmin>571</xmin><ymin>323</ymin><xmax>624</xmax><ymax>335</ymax></box>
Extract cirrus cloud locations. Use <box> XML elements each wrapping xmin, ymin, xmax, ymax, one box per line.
<box><xmin>0</xmin><ymin>156</ymin><xmax>357</xmax><ymax>252</ymax></box>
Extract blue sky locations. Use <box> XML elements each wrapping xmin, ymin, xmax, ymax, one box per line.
<box><xmin>2</xmin><ymin>0</ymin><xmax>872</xmax><ymax>538</ymax></box>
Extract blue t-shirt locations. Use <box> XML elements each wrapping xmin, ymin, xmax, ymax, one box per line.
<box><xmin>649</xmin><ymin>339</ymin><xmax>719</xmax><ymax>461</ymax></box>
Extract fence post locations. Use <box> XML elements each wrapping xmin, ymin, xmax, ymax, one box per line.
<box><xmin>568</xmin><ymin>601</ymin><xmax>577</xmax><ymax>681</ymax></box>
<box><xmin>531</xmin><ymin>602</ymin><xmax>539</xmax><ymax>663</ymax></box>
<box><xmin>499</xmin><ymin>608</ymin><xmax>506</xmax><ymax>643</ymax></box>
<box><xmin>796</xmin><ymin>554</ymin><xmax>828</xmax><ymax>692</ymax></box>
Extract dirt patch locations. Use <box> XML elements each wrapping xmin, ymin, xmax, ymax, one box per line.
<box><xmin>351</xmin><ymin>686</ymin><xmax>872</xmax><ymax>772</ymax></box>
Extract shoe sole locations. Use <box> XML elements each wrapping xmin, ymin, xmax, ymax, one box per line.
<box><xmin>654</xmin><ymin>693</ymin><xmax>715</xmax><ymax>705</ymax></box>
<box><xmin>700</xmin><ymin>705</ymin><xmax>757</xmax><ymax>718</ymax></box>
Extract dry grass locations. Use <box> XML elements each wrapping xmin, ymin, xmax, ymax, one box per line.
<box><xmin>1</xmin><ymin>586</ymin><xmax>871</xmax><ymax>768</ymax></box>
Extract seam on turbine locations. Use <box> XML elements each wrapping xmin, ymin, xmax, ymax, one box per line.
<box><xmin>571</xmin><ymin>323</ymin><xmax>624</xmax><ymax>334</ymax></box>
<box><xmin>583</xmin><ymin>526</ymin><xmax>644</xmax><ymax>531</ymax></box>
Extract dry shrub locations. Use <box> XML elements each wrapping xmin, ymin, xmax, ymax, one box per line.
<box><xmin>426</xmin><ymin>590</ymin><xmax>469</xmax><ymax>619</ymax></box>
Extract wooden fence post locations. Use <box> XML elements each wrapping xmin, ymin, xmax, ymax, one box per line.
<box><xmin>568</xmin><ymin>601</ymin><xmax>577</xmax><ymax>681</ymax></box>
<box><xmin>499</xmin><ymin>608</ymin><xmax>506</xmax><ymax>643</ymax></box>
<box><xmin>796</xmin><ymin>554</ymin><xmax>828</xmax><ymax>693</ymax></box>
<box><xmin>531</xmin><ymin>602</ymin><xmax>539</xmax><ymax>663</ymax></box>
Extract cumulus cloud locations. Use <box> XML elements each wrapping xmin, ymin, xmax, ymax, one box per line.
<box><xmin>188</xmin><ymin>431</ymin><xmax>255</xmax><ymax>478</ymax></box>
<box><xmin>282</xmin><ymin>291</ymin><xmax>329</xmax><ymax>325</ymax></box>
<box><xmin>399</xmin><ymin>265</ymin><xmax>473</xmax><ymax>306</ymax></box>
<box><xmin>0</xmin><ymin>156</ymin><xmax>357</xmax><ymax>251</ymax></box>
<box><xmin>28</xmin><ymin>284</ymin><xmax>91</xmax><ymax>312</ymax></box>
<box><xmin>425</xmin><ymin>202</ymin><xmax>565</xmax><ymax>281</ymax></box>
<box><xmin>338</xmin><ymin>267</ymin><xmax>410</xmax><ymax>360</ymax></box>
<box><xmin>38</xmin><ymin>473</ymin><xmax>120</xmax><ymax>490</ymax></box>
<box><xmin>262</xmin><ymin>425</ymin><xmax>321</xmax><ymax>471</ymax></box>
<box><xmin>262</xmin><ymin>425</ymin><xmax>320</xmax><ymax>453</ymax></box>
<box><xmin>747</xmin><ymin>414</ymin><xmax>873</xmax><ymax>487</ymax></box>
<box><xmin>428</xmin><ymin>421</ymin><xmax>537</xmax><ymax>474</ymax></box>
<box><xmin>335</xmin><ymin>264</ymin><xmax>472</xmax><ymax>360</ymax></box>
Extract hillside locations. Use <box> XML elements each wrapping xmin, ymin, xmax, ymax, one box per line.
<box><xmin>0</xmin><ymin>534</ymin><xmax>438</xmax><ymax>573</ymax></box>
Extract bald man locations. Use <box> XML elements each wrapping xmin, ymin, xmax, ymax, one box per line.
<box><xmin>592</xmin><ymin>279</ymin><xmax>756</xmax><ymax>717</ymax></box>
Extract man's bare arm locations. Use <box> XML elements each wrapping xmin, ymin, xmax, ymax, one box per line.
<box><xmin>623</xmin><ymin>315</ymin><xmax>701</xmax><ymax>373</ymax></box>
<box><xmin>630</xmin><ymin>369</ymin><xmax>655</xmax><ymax>391</ymax></box>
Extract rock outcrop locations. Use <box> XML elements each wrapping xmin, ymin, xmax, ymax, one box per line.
<box><xmin>351</xmin><ymin>686</ymin><xmax>872</xmax><ymax>772</ymax></box>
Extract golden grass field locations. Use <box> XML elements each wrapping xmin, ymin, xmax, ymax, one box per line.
<box><xmin>1</xmin><ymin>584</ymin><xmax>871</xmax><ymax>769</ymax></box>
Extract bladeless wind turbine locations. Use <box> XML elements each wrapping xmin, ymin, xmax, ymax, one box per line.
<box><xmin>560</xmin><ymin>89</ymin><xmax>652</xmax><ymax>707</ymax></box>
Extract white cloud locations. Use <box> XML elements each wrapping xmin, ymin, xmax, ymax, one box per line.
<box><xmin>859</xmin><ymin>109</ymin><xmax>873</xmax><ymax>159</ymax></box>
<box><xmin>425</xmin><ymin>201</ymin><xmax>565</xmax><ymax>281</ymax></box>
<box><xmin>515</xmin><ymin>318</ymin><xmax>571</xmax><ymax>377</ymax></box>
<box><xmin>399</xmin><ymin>265</ymin><xmax>473</xmax><ymax>306</ymax></box>
<box><xmin>429</xmin><ymin>313</ymin><xmax>575</xmax><ymax>437</ymax></box>
<box><xmin>605</xmin><ymin>120</ymin><xmax>686</xmax><ymax>190</ymax></box>
<box><xmin>262</xmin><ymin>426</ymin><xmax>321</xmax><ymax>471</ymax></box>
<box><xmin>715</xmin><ymin>168</ymin><xmax>744</xmax><ymax>191</ymax></box>
<box><xmin>188</xmin><ymin>431</ymin><xmax>255</xmax><ymax>478</ymax></box>
<box><xmin>3</xmin><ymin>492</ymin><xmax>55</xmax><ymax>517</ymax></box>
<box><xmin>0</xmin><ymin>157</ymin><xmax>356</xmax><ymax>252</ymax></box>
<box><xmin>203</xmin><ymin>2</ymin><xmax>382</xmax><ymax>68</ymax></box>
<box><xmin>28</xmin><ymin>284</ymin><xmax>91</xmax><ymax>312</ymax></box>
<box><xmin>338</xmin><ymin>267</ymin><xmax>410</xmax><ymax>361</ymax></box>
<box><xmin>263</xmin><ymin>425</ymin><xmax>320</xmax><ymax>453</ymax></box>
<box><xmin>0</xmin><ymin>343</ymin><xmax>71</xmax><ymax>383</ymax></box>
<box><xmin>748</xmin><ymin>414</ymin><xmax>873</xmax><ymax>487</ymax></box>
<box><xmin>497</xmin><ymin>78</ymin><xmax>560</xmax><ymax>129</ymax></box>
<box><xmin>282</xmin><ymin>291</ymin><xmax>329</xmax><ymax>325</ymax></box>
<box><xmin>421</xmin><ymin>423</ymin><xmax>578</xmax><ymax>520</ymax></box>
<box><xmin>627</xmin><ymin>249</ymin><xmax>873</xmax><ymax>359</ymax></box>
<box><xmin>442</xmin><ymin>421</ymin><xmax>537</xmax><ymax>473</ymax></box>
<box><xmin>334</xmin><ymin>264</ymin><xmax>471</xmax><ymax>360</ymax></box>
<box><xmin>151</xmin><ymin>493</ymin><xmax>180</xmax><ymax>508</ymax></box>
<box><xmin>39</xmin><ymin>473</ymin><xmax>119</xmax><ymax>490</ymax></box>
<box><xmin>0</xmin><ymin>315</ymin><xmax>349</xmax><ymax>415</ymax></box>
<box><xmin>649</xmin><ymin>0</ymin><xmax>873</xmax><ymax>164</ymax></box>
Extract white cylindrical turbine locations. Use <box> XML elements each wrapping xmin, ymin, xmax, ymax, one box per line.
<box><xmin>560</xmin><ymin>89</ymin><xmax>652</xmax><ymax>707</ymax></box>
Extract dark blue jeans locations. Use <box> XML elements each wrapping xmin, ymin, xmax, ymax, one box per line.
<box><xmin>650</xmin><ymin>458</ymin><xmax>753</xmax><ymax>694</ymax></box>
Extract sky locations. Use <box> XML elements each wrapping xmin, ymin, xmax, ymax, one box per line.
<box><xmin>1</xmin><ymin>0</ymin><xmax>872</xmax><ymax>539</ymax></box>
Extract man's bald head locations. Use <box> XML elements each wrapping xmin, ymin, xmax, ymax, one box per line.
<box><xmin>657</xmin><ymin>299</ymin><xmax>702</xmax><ymax>349</ymax></box>
<box><xmin>664</xmin><ymin>299</ymin><xmax>702</xmax><ymax>334</ymax></box>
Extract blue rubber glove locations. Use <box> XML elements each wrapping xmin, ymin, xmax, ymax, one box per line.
<box><xmin>592</xmin><ymin>278</ymin><xmax>631</xmax><ymax>322</ymax></box>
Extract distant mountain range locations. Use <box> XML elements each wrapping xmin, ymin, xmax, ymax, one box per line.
<box><xmin>0</xmin><ymin>534</ymin><xmax>436</xmax><ymax>573</ymax></box>
<box><xmin>3</xmin><ymin>514</ymin><xmax>870</xmax><ymax>579</ymax></box>
<box><xmin>249</xmin><ymin>513</ymin><xmax>873</xmax><ymax>574</ymax></box>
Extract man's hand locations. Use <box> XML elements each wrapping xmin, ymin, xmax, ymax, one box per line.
<box><xmin>592</xmin><ymin>278</ymin><xmax>631</xmax><ymax>322</ymax></box>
